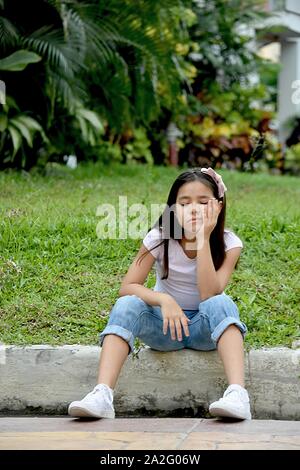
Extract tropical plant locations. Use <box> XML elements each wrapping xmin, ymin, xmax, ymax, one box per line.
<box><xmin>0</xmin><ymin>97</ymin><xmax>48</xmax><ymax>169</ymax></box>
<box><xmin>123</xmin><ymin>127</ymin><xmax>153</xmax><ymax>164</ymax></box>
<box><xmin>285</xmin><ymin>143</ymin><xmax>300</xmax><ymax>175</ymax></box>
<box><xmin>172</xmin><ymin>0</ymin><xmax>281</xmax><ymax>171</ymax></box>
<box><xmin>0</xmin><ymin>0</ymin><xmax>282</xmax><ymax>172</ymax></box>
<box><xmin>0</xmin><ymin>50</ymin><xmax>41</xmax><ymax>71</ymax></box>
<box><xmin>0</xmin><ymin>0</ymin><xmax>194</xmax><ymax>169</ymax></box>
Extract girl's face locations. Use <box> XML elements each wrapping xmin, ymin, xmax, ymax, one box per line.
<box><xmin>175</xmin><ymin>180</ymin><xmax>220</xmax><ymax>238</ymax></box>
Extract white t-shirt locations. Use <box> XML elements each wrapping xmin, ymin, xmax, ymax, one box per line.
<box><xmin>142</xmin><ymin>227</ymin><xmax>243</xmax><ymax>310</ymax></box>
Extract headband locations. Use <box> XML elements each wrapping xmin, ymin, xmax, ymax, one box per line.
<box><xmin>200</xmin><ymin>167</ymin><xmax>227</xmax><ymax>198</ymax></box>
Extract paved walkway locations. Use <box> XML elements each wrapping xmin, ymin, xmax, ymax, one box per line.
<box><xmin>0</xmin><ymin>418</ymin><xmax>299</xmax><ymax>450</ymax></box>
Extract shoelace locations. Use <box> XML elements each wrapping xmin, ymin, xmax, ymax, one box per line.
<box><xmin>225</xmin><ymin>390</ymin><xmax>239</xmax><ymax>399</ymax></box>
<box><xmin>91</xmin><ymin>384</ymin><xmax>113</xmax><ymax>401</ymax></box>
<box><xmin>224</xmin><ymin>387</ymin><xmax>248</xmax><ymax>403</ymax></box>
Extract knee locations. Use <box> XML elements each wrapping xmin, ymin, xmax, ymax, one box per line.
<box><xmin>199</xmin><ymin>293</ymin><xmax>240</xmax><ymax>323</ymax></box>
<box><xmin>219</xmin><ymin>323</ymin><xmax>242</xmax><ymax>337</ymax></box>
<box><xmin>200</xmin><ymin>295</ymin><xmax>247</xmax><ymax>344</ymax></box>
<box><xmin>212</xmin><ymin>319</ymin><xmax>247</xmax><ymax>345</ymax></box>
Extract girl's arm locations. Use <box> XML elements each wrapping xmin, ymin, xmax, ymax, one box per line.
<box><xmin>196</xmin><ymin>199</ymin><xmax>241</xmax><ymax>300</ymax></box>
<box><xmin>119</xmin><ymin>243</ymin><xmax>172</xmax><ymax>306</ymax></box>
<box><xmin>196</xmin><ymin>240</ymin><xmax>241</xmax><ymax>301</ymax></box>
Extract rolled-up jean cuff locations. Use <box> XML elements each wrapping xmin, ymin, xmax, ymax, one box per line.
<box><xmin>211</xmin><ymin>316</ymin><xmax>247</xmax><ymax>344</ymax></box>
<box><xmin>99</xmin><ymin>325</ymin><xmax>135</xmax><ymax>353</ymax></box>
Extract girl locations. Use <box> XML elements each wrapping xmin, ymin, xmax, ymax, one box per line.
<box><xmin>68</xmin><ymin>167</ymin><xmax>251</xmax><ymax>420</ymax></box>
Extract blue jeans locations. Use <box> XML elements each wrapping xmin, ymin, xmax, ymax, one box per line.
<box><xmin>99</xmin><ymin>293</ymin><xmax>247</xmax><ymax>354</ymax></box>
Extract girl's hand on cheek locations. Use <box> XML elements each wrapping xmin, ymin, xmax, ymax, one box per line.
<box><xmin>199</xmin><ymin>199</ymin><xmax>222</xmax><ymax>241</ymax></box>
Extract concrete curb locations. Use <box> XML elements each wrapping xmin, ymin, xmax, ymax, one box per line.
<box><xmin>0</xmin><ymin>344</ymin><xmax>299</xmax><ymax>419</ymax></box>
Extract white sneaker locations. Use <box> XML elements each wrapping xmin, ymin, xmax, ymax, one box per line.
<box><xmin>209</xmin><ymin>384</ymin><xmax>251</xmax><ymax>420</ymax></box>
<box><xmin>68</xmin><ymin>383</ymin><xmax>115</xmax><ymax>419</ymax></box>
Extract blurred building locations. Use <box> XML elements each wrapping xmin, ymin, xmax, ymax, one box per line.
<box><xmin>258</xmin><ymin>1</ymin><xmax>300</xmax><ymax>143</ymax></box>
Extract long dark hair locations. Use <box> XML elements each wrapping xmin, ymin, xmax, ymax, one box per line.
<box><xmin>138</xmin><ymin>167</ymin><xmax>228</xmax><ymax>279</ymax></box>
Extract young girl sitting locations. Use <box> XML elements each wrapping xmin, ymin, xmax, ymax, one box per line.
<box><xmin>68</xmin><ymin>167</ymin><xmax>251</xmax><ymax>420</ymax></box>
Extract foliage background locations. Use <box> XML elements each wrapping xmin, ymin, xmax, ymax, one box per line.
<box><xmin>1</xmin><ymin>0</ymin><xmax>291</xmax><ymax>172</ymax></box>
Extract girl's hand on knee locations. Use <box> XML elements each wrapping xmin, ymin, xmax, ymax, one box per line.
<box><xmin>160</xmin><ymin>295</ymin><xmax>190</xmax><ymax>341</ymax></box>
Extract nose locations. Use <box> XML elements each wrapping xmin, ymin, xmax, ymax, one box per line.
<box><xmin>191</xmin><ymin>202</ymin><xmax>200</xmax><ymax>214</ymax></box>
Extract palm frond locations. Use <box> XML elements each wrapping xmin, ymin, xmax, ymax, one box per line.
<box><xmin>46</xmin><ymin>67</ymin><xmax>87</xmax><ymax>116</ymax></box>
<box><xmin>0</xmin><ymin>16</ymin><xmax>19</xmax><ymax>53</ymax></box>
<box><xmin>23</xmin><ymin>26</ymin><xmax>82</xmax><ymax>78</ymax></box>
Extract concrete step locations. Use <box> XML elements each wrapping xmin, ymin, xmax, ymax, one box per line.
<box><xmin>0</xmin><ymin>345</ymin><xmax>299</xmax><ymax>419</ymax></box>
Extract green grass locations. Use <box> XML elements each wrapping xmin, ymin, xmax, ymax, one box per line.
<box><xmin>0</xmin><ymin>161</ymin><xmax>299</xmax><ymax>348</ymax></box>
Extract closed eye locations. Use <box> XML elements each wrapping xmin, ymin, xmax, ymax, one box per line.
<box><xmin>180</xmin><ymin>201</ymin><xmax>209</xmax><ymax>206</ymax></box>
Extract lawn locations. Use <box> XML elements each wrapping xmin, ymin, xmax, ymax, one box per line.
<box><xmin>0</xmin><ymin>162</ymin><xmax>299</xmax><ymax>349</ymax></box>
